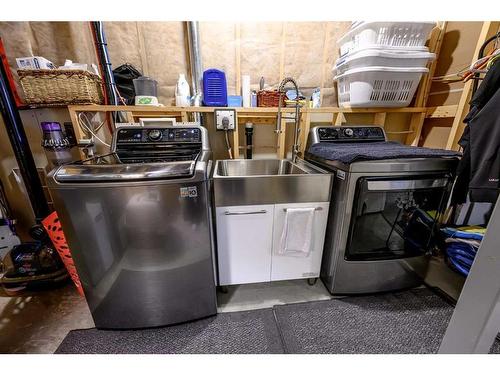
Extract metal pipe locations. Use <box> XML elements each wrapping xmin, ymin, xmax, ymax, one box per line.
<box><xmin>276</xmin><ymin>77</ymin><xmax>301</xmax><ymax>162</ymax></box>
<box><xmin>0</xmin><ymin>60</ymin><xmax>49</xmax><ymax>222</ymax></box>
<box><xmin>187</xmin><ymin>21</ymin><xmax>203</xmax><ymax>123</ymax></box>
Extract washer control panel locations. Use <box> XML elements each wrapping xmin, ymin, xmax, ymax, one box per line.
<box><xmin>116</xmin><ymin>127</ymin><xmax>201</xmax><ymax>144</ymax></box>
<box><xmin>316</xmin><ymin>126</ymin><xmax>385</xmax><ymax>142</ymax></box>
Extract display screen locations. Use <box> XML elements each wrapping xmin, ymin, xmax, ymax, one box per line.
<box><xmin>116</xmin><ymin>129</ymin><xmax>143</xmax><ymax>142</ymax></box>
<box><xmin>167</xmin><ymin>128</ymin><xmax>200</xmax><ymax>142</ymax></box>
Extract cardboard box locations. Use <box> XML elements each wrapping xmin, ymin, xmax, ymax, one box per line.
<box><xmin>16</xmin><ymin>56</ymin><xmax>56</xmax><ymax>70</ymax></box>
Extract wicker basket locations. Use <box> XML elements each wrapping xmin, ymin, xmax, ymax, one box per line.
<box><xmin>18</xmin><ymin>69</ymin><xmax>104</xmax><ymax>106</ymax></box>
<box><xmin>257</xmin><ymin>90</ymin><xmax>287</xmax><ymax>107</ymax></box>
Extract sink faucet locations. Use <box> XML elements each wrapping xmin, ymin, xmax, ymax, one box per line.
<box><xmin>276</xmin><ymin>77</ymin><xmax>301</xmax><ymax>163</ymax></box>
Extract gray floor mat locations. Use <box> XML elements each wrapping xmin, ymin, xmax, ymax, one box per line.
<box><xmin>55</xmin><ymin>308</ymin><xmax>284</xmax><ymax>354</ymax></box>
<box><xmin>56</xmin><ymin>288</ymin><xmax>500</xmax><ymax>354</ymax></box>
<box><xmin>274</xmin><ymin>288</ymin><xmax>500</xmax><ymax>354</ymax></box>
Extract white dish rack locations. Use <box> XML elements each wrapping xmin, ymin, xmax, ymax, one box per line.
<box><xmin>334</xmin><ymin>46</ymin><xmax>435</xmax><ymax>75</ymax></box>
<box><xmin>335</xmin><ymin>66</ymin><xmax>428</xmax><ymax>108</ymax></box>
<box><xmin>338</xmin><ymin>21</ymin><xmax>436</xmax><ymax>56</ymax></box>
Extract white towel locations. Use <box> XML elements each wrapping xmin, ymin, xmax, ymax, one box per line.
<box><xmin>279</xmin><ymin>207</ymin><xmax>315</xmax><ymax>257</ymax></box>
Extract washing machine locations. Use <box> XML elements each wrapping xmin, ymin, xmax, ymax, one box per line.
<box><xmin>48</xmin><ymin>124</ymin><xmax>217</xmax><ymax>328</ymax></box>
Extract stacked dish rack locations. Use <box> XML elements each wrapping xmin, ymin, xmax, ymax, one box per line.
<box><xmin>334</xmin><ymin>22</ymin><xmax>436</xmax><ymax>108</ymax></box>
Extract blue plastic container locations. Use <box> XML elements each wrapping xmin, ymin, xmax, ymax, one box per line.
<box><xmin>202</xmin><ymin>69</ymin><xmax>228</xmax><ymax>106</ymax></box>
<box><xmin>227</xmin><ymin>95</ymin><xmax>242</xmax><ymax>107</ymax></box>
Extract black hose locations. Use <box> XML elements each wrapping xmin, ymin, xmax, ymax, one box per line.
<box><xmin>245</xmin><ymin>122</ymin><xmax>253</xmax><ymax>159</ymax></box>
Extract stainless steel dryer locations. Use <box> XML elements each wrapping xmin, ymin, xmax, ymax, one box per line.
<box><xmin>47</xmin><ymin>125</ymin><xmax>217</xmax><ymax>329</ymax></box>
<box><xmin>305</xmin><ymin>126</ymin><xmax>460</xmax><ymax>294</ymax></box>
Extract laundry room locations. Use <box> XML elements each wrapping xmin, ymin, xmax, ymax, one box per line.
<box><xmin>0</xmin><ymin>1</ymin><xmax>500</xmax><ymax>371</ymax></box>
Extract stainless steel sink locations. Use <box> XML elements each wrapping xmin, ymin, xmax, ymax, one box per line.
<box><xmin>216</xmin><ymin>159</ymin><xmax>308</xmax><ymax>177</ymax></box>
<box><xmin>213</xmin><ymin>159</ymin><xmax>333</xmax><ymax>206</ymax></box>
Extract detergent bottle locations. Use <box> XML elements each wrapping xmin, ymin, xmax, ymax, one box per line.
<box><xmin>175</xmin><ymin>74</ymin><xmax>191</xmax><ymax>107</ymax></box>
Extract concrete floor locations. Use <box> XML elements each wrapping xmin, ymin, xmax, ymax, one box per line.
<box><xmin>0</xmin><ymin>257</ymin><xmax>464</xmax><ymax>354</ymax></box>
<box><xmin>0</xmin><ymin>284</ymin><xmax>93</xmax><ymax>354</ymax></box>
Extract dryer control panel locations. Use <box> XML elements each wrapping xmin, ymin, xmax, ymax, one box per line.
<box><xmin>316</xmin><ymin>126</ymin><xmax>386</xmax><ymax>143</ymax></box>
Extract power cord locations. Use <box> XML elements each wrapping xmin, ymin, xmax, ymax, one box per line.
<box><xmin>78</xmin><ymin>112</ymin><xmax>111</xmax><ymax>148</ymax></box>
<box><xmin>222</xmin><ymin>117</ymin><xmax>233</xmax><ymax>159</ymax></box>
<box><xmin>224</xmin><ymin>129</ymin><xmax>233</xmax><ymax>159</ymax></box>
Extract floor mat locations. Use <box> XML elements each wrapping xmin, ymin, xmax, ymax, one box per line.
<box><xmin>274</xmin><ymin>288</ymin><xmax>500</xmax><ymax>354</ymax></box>
<box><xmin>56</xmin><ymin>288</ymin><xmax>500</xmax><ymax>354</ymax></box>
<box><xmin>55</xmin><ymin>308</ymin><xmax>284</xmax><ymax>354</ymax></box>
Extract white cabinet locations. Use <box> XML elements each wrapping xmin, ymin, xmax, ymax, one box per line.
<box><xmin>271</xmin><ymin>202</ymin><xmax>330</xmax><ymax>281</ymax></box>
<box><xmin>215</xmin><ymin>205</ymin><xmax>274</xmax><ymax>285</ymax></box>
<box><xmin>216</xmin><ymin>202</ymin><xmax>330</xmax><ymax>286</ymax></box>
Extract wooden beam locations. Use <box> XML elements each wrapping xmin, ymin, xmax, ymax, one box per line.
<box><xmin>414</xmin><ymin>22</ymin><xmax>448</xmax><ymax>107</ymax></box>
<box><xmin>235</xmin><ymin>23</ymin><xmax>241</xmax><ymax>96</ymax></box>
<box><xmin>279</xmin><ymin>23</ymin><xmax>287</xmax><ymax>81</ymax></box>
<box><xmin>232</xmin><ymin>123</ymin><xmax>240</xmax><ymax>159</ymax></box>
<box><xmin>68</xmin><ymin>107</ymin><xmax>87</xmax><ymax>159</ymax></box>
<box><xmin>319</xmin><ymin>23</ymin><xmax>332</xmax><ymax>105</ymax></box>
<box><xmin>334</xmin><ymin>112</ymin><xmax>346</xmax><ymax>125</ymax></box>
<box><xmin>68</xmin><ymin>104</ymin><xmax>430</xmax><ymax>114</ymax></box>
<box><xmin>300</xmin><ymin>110</ymin><xmax>311</xmax><ymax>155</ymax></box>
<box><xmin>405</xmin><ymin>112</ymin><xmax>426</xmax><ymax>146</ymax></box>
<box><xmin>373</xmin><ymin>112</ymin><xmax>387</xmax><ymax>127</ymax></box>
<box><xmin>446</xmin><ymin>21</ymin><xmax>500</xmax><ymax>150</ymax></box>
<box><xmin>307</xmin><ymin>106</ymin><xmax>427</xmax><ymax>113</ymax></box>
<box><xmin>277</xmin><ymin>118</ymin><xmax>287</xmax><ymax>159</ymax></box>
<box><xmin>425</xmin><ymin>104</ymin><xmax>457</xmax><ymax>118</ymax></box>
<box><xmin>135</xmin><ymin>22</ymin><xmax>150</xmax><ymax>76</ymax></box>
<box><xmin>125</xmin><ymin>111</ymin><xmax>135</xmax><ymax>123</ymax></box>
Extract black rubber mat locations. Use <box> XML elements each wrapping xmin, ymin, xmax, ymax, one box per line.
<box><xmin>55</xmin><ymin>308</ymin><xmax>284</xmax><ymax>354</ymax></box>
<box><xmin>274</xmin><ymin>288</ymin><xmax>500</xmax><ymax>354</ymax></box>
<box><xmin>56</xmin><ymin>288</ymin><xmax>500</xmax><ymax>354</ymax></box>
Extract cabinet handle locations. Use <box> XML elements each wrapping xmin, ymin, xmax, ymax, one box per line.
<box><xmin>224</xmin><ymin>210</ymin><xmax>267</xmax><ymax>216</ymax></box>
<box><xmin>283</xmin><ymin>207</ymin><xmax>322</xmax><ymax>212</ymax></box>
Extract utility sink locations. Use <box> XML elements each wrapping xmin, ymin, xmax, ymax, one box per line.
<box><xmin>216</xmin><ymin>159</ymin><xmax>308</xmax><ymax>177</ymax></box>
<box><xmin>212</xmin><ymin>159</ymin><xmax>333</xmax><ymax>206</ymax></box>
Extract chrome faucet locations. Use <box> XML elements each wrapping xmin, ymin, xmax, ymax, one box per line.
<box><xmin>276</xmin><ymin>77</ymin><xmax>301</xmax><ymax>163</ymax></box>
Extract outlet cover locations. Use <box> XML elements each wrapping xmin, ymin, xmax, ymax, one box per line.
<box><xmin>214</xmin><ymin>109</ymin><xmax>236</xmax><ymax>130</ymax></box>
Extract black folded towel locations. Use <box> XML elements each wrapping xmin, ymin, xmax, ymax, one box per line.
<box><xmin>307</xmin><ymin>141</ymin><xmax>461</xmax><ymax>164</ymax></box>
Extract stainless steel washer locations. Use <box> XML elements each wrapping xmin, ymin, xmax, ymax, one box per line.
<box><xmin>305</xmin><ymin>126</ymin><xmax>460</xmax><ymax>294</ymax></box>
<box><xmin>47</xmin><ymin>125</ymin><xmax>217</xmax><ymax>329</ymax></box>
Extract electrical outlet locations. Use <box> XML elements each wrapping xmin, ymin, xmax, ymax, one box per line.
<box><xmin>214</xmin><ymin>109</ymin><xmax>236</xmax><ymax>130</ymax></box>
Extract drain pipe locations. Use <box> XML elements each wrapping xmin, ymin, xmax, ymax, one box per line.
<box><xmin>0</xmin><ymin>59</ymin><xmax>49</xmax><ymax>222</ymax></box>
<box><xmin>245</xmin><ymin>122</ymin><xmax>253</xmax><ymax>159</ymax></box>
<box><xmin>186</xmin><ymin>21</ymin><xmax>203</xmax><ymax>123</ymax></box>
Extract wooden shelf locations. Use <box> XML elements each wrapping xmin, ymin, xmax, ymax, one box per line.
<box><xmin>67</xmin><ymin>104</ymin><xmax>430</xmax><ymax>114</ymax></box>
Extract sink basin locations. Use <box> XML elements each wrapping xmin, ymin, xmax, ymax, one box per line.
<box><xmin>216</xmin><ymin>159</ymin><xmax>308</xmax><ymax>177</ymax></box>
<box><xmin>213</xmin><ymin>159</ymin><xmax>333</xmax><ymax>206</ymax></box>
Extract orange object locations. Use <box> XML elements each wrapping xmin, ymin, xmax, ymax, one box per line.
<box><xmin>42</xmin><ymin>211</ymin><xmax>84</xmax><ymax>296</ymax></box>
<box><xmin>0</xmin><ymin>38</ymin><xmax>24</xmax><ymax>107</ymax></box>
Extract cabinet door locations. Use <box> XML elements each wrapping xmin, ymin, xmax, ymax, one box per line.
<box><xmin>271</xmin><ymin>202</ymin><xmax>330</xmax><ymax>281</ymax></box>
<box><xmin>216</xmin><ymin>204</ymin><xmax>274</xmax><ymax>285</ymax></box>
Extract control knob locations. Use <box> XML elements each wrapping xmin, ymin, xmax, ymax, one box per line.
<box><xmin>343</xmin><ymin>128</ymin><xmax>354</xmax><ymax>137</ymax></box>
<box><xmin>148</xmin><ymin>129</ymin><xmax>162</xmax><ymax>141</ymax></box>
